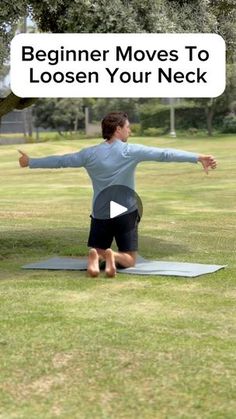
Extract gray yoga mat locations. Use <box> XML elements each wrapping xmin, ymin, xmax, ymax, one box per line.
<box><xmin>22</xmin><ymin>255</ymin><xmax>226</xmax><ymax>277</ymax></box>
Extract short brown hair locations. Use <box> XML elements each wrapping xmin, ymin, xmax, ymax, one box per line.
<box><xmin>101</xmin><ymin>112</ymin><xmax>128</xmax><ymax>140</ymax></box>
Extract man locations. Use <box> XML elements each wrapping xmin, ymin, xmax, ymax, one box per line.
<box><xmin>19</xmin><ymin>112</ymin><xmax>217</xmax><ymax>278</ymax></box>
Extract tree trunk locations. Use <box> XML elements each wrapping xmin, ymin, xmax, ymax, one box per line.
<box><xmin>206</xmin><ymin>106</ymin><xmax>214</xmax><ymax>136</ymax></box>
<box><xmin>0</xmin><ymin>92</ymin><xmax>36</xmax><ymax>118</ymax></box>
<box><xmin>22</xmin><ymin>109</ymin><xmax>27</xmax><ymax>137</ymax></box>
<box><xmin>27</xmin><ymin>107</ymin><xmax>33</xmax><ymax>137</ymax></box>
<box><xmin>74</xmin><ymin>115</ymin><xmax>78</xmax><ymax>132</ymax></box>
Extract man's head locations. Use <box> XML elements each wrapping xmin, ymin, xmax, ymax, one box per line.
<box><xmin>101</xmin><ymin>112</ymin><xmax>131</xmax><ymax>142</ymax></box>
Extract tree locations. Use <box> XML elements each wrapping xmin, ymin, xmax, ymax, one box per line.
<box><xmin>0</xmin><ymin>0</ymin><xmax>174</xmax><ymax>117</ymax></box>
<box><xmin>209</xmin><ymin>0</ymin><xmax>236</xmax><ymax>62</ymax></box>
<box><xmin>192</xmin><ymin>62</ymin><xmax>236</xmax><ymax>135</ymax></box>
<box><xmin>0</xmin><ymin>2</ymin><xmax>28</xmax><ymax>63</ymax></box>
<box><xmin>33</xmin><ymin>99</ymin><xmax>85</xmax><ymax>135</ymax></box>
<box><xmin>166</xmin><ymin>0</ymin><xmax>236</xmax><ymax>135</ymax></box>
<box><xmin>91</xmin><ymin>98</ymin><xmax>142</xmax><ymax>123</ymax></box>
<box><xmin>0</xmin><ymin>3</ymin><xmax>38</xmax><ymax>115</ymax></box>
<box><xmin>0</xmin><ymin>0</ymin><xmax>236</xmax><ymax>119</ymax></box>
<box><xmin>0</xmin><ymin>64</ymin><xmax>9</xmax><ymax>96</ymax></box>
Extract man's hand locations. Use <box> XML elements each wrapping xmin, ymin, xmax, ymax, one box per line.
<box><xmin>18</xmin><ymin>150</ymin><xmax>29</xmax><ymax>168</ymax></box>
<box><xmin>198</xmin><ymin>155</ymin><xmax>217</xmax><ymax>174</ymax></box>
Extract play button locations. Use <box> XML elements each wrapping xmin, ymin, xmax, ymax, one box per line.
<box><xmin>93</xmin><ymin>185</ymin><xmax>143</xmax><ymax>220</ymax></box>
<box><xmin>110</xmin><ymin>201</ymin><xmax>127</xmax><ymax>218</ymax></box>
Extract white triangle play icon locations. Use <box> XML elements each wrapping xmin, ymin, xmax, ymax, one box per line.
<box><xmin>110</xmin><ymin>201</ymin><xmax>128</xmax><ymax>218</ymax></box>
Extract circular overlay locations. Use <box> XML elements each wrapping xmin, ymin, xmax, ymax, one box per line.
<box><xmin>93</xmin><ymin>185</ymin><xmax>143</xmax><ymax>220</ymax></box>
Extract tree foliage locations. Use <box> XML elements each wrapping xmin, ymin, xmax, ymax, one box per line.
<box><xmin>33</xmin><ymin>98</ymin><xmax>85</xmax><ymax>134</ymax></box>
<box><xmin>0</xmin><ymin>1</ymin><xmax>28</xmax><ymax>65</ymax></box>
<box><xmin>0</xmin><ymin>0</ymin><xmax>173</xmax><ymax>117</ymax></box>
<box><xmin>91</xmin><ymin>98</ymin><xmax>142</xmax><ymax>123</ymax></box>
<box><xmin>1</xmin><ymin>0</ymin><xmax>235</xmax><ymax>63</ymax></box>
<box><xmin>28</xmin><ymin>0</ymin><xmax>175</xmax><ymax>34</ymax></box>
<box><xmin>0</xmin><ymin>0</ymin><xmax>235</xmax><ymax>119</ymax></box>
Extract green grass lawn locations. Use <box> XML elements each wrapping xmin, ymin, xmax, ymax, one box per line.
<box><xmin>0</xmin><ymin>135</ymin><xmax>236</xmax><ymax>418</ymax></box>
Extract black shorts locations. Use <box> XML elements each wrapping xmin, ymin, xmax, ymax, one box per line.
<box><xmin>87</xmin><ymin>210</ymin><xmax>140</xmax><ymax>252</ymax></box>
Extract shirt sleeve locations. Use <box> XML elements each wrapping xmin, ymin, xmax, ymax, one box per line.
<box><xmin>129</xmin><ymin>144</ymin><xmax>199</xmax><ymax>164</ymax></box>
<box><xmin>29</xmin><ymin>149</ymin><xmax>87</xmax><ymax>169</ymax></box>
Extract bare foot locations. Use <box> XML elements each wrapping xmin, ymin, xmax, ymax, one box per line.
<box><xmin>104</xmin><ymin>248</ymin><xmax>116</xmax><ymax>278</ymax></box>
<box><xmin>87</xmin><ymin>248</ymin><xmax>100</xmax><ymax>277</ymax></box>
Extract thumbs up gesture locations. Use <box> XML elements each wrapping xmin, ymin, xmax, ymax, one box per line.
<box><xmin>18</xmin><ymin>150</ymin><xmax>29</xmax><ymax>167</ymax></box>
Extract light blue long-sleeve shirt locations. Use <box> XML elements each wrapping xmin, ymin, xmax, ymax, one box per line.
<box><xmin>29</xmin><ymin>139</ymin><xmax>198</xmax><ymax>211</ymax></box>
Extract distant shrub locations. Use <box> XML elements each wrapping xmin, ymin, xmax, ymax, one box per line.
<box><xmin>139</xmin><ymin>101</ymin><xmax>225</xmax><ymax>131</ymax></box>
<box><xmin>130</xmin><ymin>123</ymin><xmax>141</xmax><ymax>136</ymax></box>
<box><xmin>188</xmin><ymin>128</ymin><xmax>198</xmax><ymax>135</ymax></box>
<box><xmin>230</xmin><ymin>101</ymin><xmax>236</xmax><ymax>114</ymax></box>
<box><xmin>222</xmin><ymin>115</ymin><xmax>236</xmax><ymax>133</ymax></box>
<box><xmin>140</xmin><ymin>102</ymin><xmax>206</xmax><ymax>131</ymax></box>
<box><xmin>143</xmin><ymin>127</ymin><xmax>166</xmax><ymax>136</ymax></box>
<box><xmin>25</xmin><ymin>136</ymin><xmax>35</xmax><ymax>144</ymax></box>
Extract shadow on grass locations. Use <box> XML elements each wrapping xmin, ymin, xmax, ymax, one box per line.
<box><xmin>139</xmin><ymin>235</ymin><xmax>188</xmax><ymax>259</ymax></box>
<box><xmin>0</xmin><ymin>228</ymin><xmax>89</xmax><ymax>260</ymax></box>
<box><xmin>0</xmin><ymin>228</ymin><xmax>188</xmax><ymax>261</ymax></box>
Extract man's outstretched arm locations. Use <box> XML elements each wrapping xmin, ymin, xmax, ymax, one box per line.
<box><xmin>18</xmin><ymin>149</ymin><xmax>86</xmax><ymax>169</ymax></box>
<box><xmin>130</xmin><ymin>144</ymin><xmax>217</xmax><ymax>173</ymax></box>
